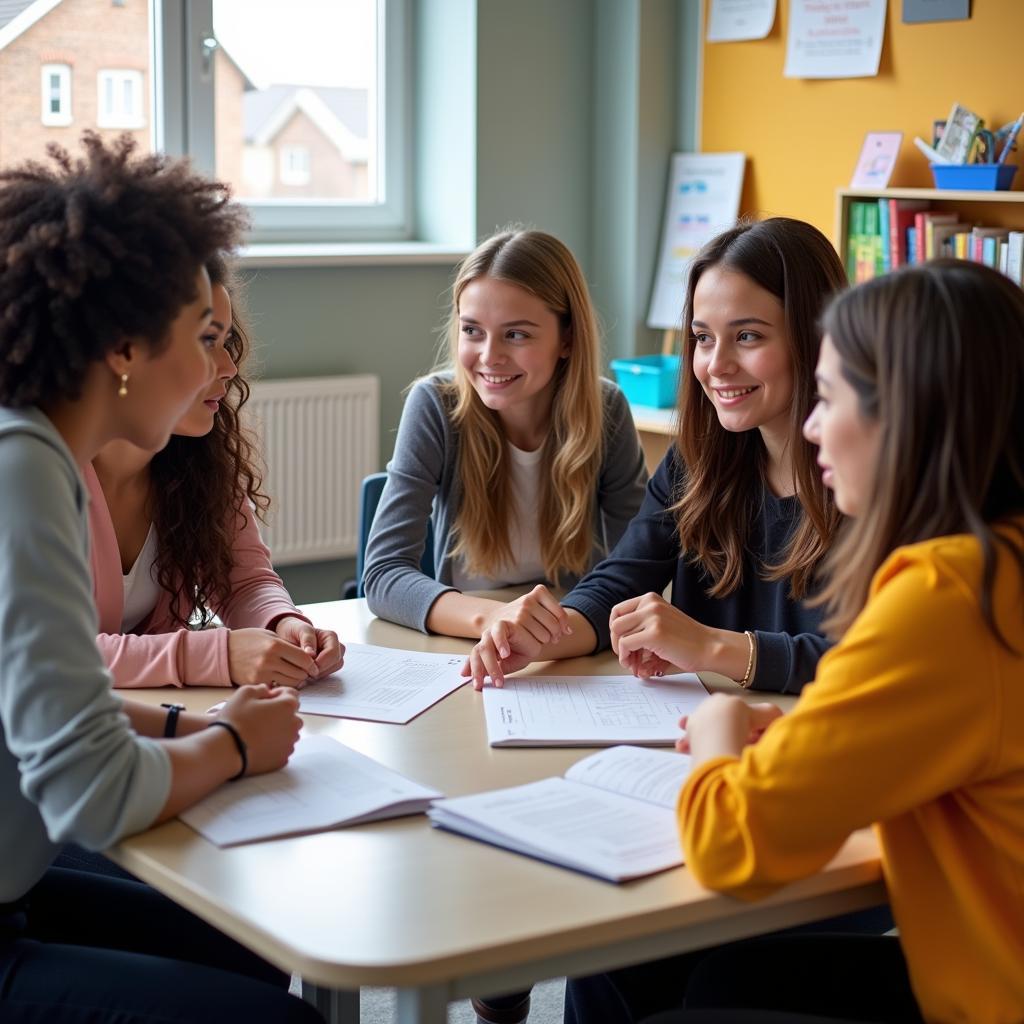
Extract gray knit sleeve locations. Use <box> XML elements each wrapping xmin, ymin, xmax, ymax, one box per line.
<box><xmin>363</xmin><ymin>379</ymin><xmax>457</xmax><ymax>631</ymax></box>
<box><xmin>0</xmin><ymin>431</ymin><xmax>170</xmax><ymax>857</ymax></box>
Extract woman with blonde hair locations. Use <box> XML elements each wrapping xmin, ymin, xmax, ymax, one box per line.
<box><xmin>363</xmin><ymin>227</ymin><xmax>647</xmax><ymax>638</ymax></box>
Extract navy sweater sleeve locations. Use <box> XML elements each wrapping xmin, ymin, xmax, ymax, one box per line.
<box><xmin>562</xmin><ymin>450</ymin><xmax>681</xmax><ymax>651</ymax></box>
<box><xmin>563</xmin><ymin>448</ymin><xmax>832</xmax><ymax>694</ymax></box>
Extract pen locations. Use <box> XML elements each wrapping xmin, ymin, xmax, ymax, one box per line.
<box><xmin>997</xmin><ymin>112</ymin><xmax>1024</xmax><ymax>165</ymax></box>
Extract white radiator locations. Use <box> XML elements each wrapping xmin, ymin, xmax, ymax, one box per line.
<box><xmin>246</xmin><ymin>375</ymin><xmax>380</xmax><ymax>565</ymax></box>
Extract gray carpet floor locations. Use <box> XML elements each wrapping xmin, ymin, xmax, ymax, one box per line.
<box><xmin>295</xmin><ymin>978</ymin><xmax>566</xmax><ymax>1024</ymax></box>
<box><xmin>364</xmin><ymin>979</ymin><xmax>565</xmax><ymax>1024</ymax></box>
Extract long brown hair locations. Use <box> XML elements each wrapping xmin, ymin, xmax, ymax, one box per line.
<box><xmin>673</xmin><ymin>217</ymin><xmax>846</xmax><ymax>598</ymax></box>
<box><xmin>149</xmin><ymin>254</ymin><xmax>269</xmax><ymax>626</ymax></box>
<box><xmin>817</xmin><ymin>260</ymin><xmax>1024</xmax><ymax>645</ymax></box>
<box><xmin>439</xmin><ymin>229</ymin><xmax>603</xmax><ymax>582</ymax></box>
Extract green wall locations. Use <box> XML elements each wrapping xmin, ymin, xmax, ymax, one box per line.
<box><xmin>258</xmin><ymin>0</ymin><xmax>700</xmax><ymax>601</ymax></box>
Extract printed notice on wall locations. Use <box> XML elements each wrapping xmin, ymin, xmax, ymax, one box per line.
<box><xmin>784</xmin><ymin>0</ymin><xmax>888</xmax><ymax>79</ymax></box>
<box><xmin>707</xmin><ymin>0</ymin><xmax>776</xmax><ymax>42</ymax></box>
<box><xmin>647</xmin><ymin>153</ymin><xmax>745</xmax><ymax>331</ymax></box>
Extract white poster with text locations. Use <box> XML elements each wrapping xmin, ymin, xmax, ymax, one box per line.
<box><xmin>784</xmin><ymin>0</ymin><xmax>887</xmax><ymax>79</ymax></box>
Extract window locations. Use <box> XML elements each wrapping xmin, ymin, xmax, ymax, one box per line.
<box><xmin>40</xmin><ymin>63</ymin><xmax>72</xmax><ymax>126</ymax></box>
<box><xmin>158</xmin><ymin>0</ymin><xmax>411</xmax><ymax>242</ymax></box>
<box><xmin>279</xmin><ymin>145</ymin><xmax>311</xmax><ymax>187</ymax></box>
<box><xmin>97</xmin><ymin>69</ymin><xmax>146</xmax><ymax>129</ymax></box>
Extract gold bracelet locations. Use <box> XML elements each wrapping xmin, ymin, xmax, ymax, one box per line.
<box><xmin>738</xmin><ymin>630</ymin><xmax>756</xmax><ymax>688</ymax></box>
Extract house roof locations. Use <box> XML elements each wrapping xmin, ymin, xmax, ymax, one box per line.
<box><xmin>244</xmin><ymin>84</ymin><xmax>368</xmax><ymax>144</ymax></box>
<box><xmin>0</xmin><ymin>0</ymin><xmax>61</xmax><ymax>51</ymax></box>
<box><xmin>0</xmin><ymin>0</ymin><xmax>40</xmax><ymax>31</ymax></box>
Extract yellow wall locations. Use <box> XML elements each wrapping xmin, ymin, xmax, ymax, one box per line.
<box><xmin>701</xmin><ymin>1</ymin><xmax>1024</xmax><ymax>241</ymax></box>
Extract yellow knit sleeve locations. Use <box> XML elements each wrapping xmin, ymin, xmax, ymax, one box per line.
<box><xmin>677</xmin><ymin>543</ymin><xmax>999</xmax><ymax>899</ymax></box>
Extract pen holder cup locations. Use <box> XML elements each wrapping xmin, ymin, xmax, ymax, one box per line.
<box><xmin>930</xmin><ymin>163</ymin><xmax>1018</xmax><ymax>191</ymax></box>
<box><xmin>610</xmin><ymin>355</ymin><xmax>682</xmax><ymax>408</ymax></box>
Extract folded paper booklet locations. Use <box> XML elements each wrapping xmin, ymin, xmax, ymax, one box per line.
<box><xmin>181</xmin><ymin>734</ymin><xmax>442</xmax><ymax>846</ymax></box>
<box><xmin>482</xmin><ymin>673</ymin><xmax>708</xmax><ymax>747</ymax></box>
<box><xmin>428</xmin><ymin>745</ymin><xmax>692</xmax><ymax>882</ymax></box>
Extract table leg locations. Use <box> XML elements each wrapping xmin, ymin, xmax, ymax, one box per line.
<box><xmin>302</xmin><ymin>981</ymin><xmax>360</xmax><ymax>1024</ymax></box>
<box><xmin>396</xmin><ymin>983</ymin><xmax>450</xmax><ymax>1024</ymax></box>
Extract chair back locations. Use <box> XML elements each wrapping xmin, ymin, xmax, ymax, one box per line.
<box><xmin>355</xmin><ymin>472</ymin><xmax>435</xmax><ymax>597</ymax></box>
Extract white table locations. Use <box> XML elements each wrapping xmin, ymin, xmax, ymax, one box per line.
<box><xmin>109</xmin><ymin>599</ymin><xmax>886</xmax><ymax>1024</ymax></box>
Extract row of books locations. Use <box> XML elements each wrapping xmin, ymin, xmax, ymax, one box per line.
<box><xmin>846</xmin><ymin>198</ymin><xmax>1024</xmax><ymax>286</ymax></box>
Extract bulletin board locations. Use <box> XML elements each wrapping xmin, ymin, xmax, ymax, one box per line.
<box><xmin>700</xmin><ymin>1</ymin><xmax>1024</xmax><ymax>240</ymax></box>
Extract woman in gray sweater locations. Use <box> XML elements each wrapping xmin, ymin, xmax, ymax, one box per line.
<box><xmin>364</xmin><ymin>229</ymin><xmax>648</xmax><ymax>639</ymax></box>
<box><xmin>0</xmin><ymin>135</ymin><xmax>321</xmax><ymax>1023</ymax></box>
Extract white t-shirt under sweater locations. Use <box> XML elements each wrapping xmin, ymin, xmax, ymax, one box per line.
<box><xmin>121</xmin><ymin>524</ymin><xmax>161</xmax><ymax>632</ymax></box>
<box><xmin>451</xmin><ymin>441</ymin><xmax>547</xmax><ymax>591</ymax></box>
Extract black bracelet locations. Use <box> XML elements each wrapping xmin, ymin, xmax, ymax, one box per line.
<box><xmin>208</xmin><ymin>720</ymin><xmax>248</xmax><ymax>781</ymax></box>
<box><xmin>160</xmin><ymin>703</ymin><xmax>186</xmax><ymax>738</ymax></box>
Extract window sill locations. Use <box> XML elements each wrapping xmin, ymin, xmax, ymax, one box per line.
<box><xmin>236</xmin><ymin>241</ymin><xmax>470</xmax><ymax>269</ymax></box>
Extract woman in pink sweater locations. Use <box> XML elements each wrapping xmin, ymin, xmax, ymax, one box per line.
<box><xmin>89</xmin><ymin>254</ymin><xmax>344</xmax><ymax>688</ymax></box>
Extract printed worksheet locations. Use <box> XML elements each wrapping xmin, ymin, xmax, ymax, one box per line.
<box><xmin>482</xmin><ymin>673</ymin><xmax>708</xmax><ymax>747</ymax></box>
<box><xmin>429</xmin><ymin>746</ymin><xmax>693</xmax><ymax>881</ymax></box>
<box><xmin>298</xmin><ymin>642</ymin><xmax>467</xmax><ymax>723</ymax></box>
<box><xmin>181</xmin><ymin>734</ymin><xmax>442</xmax><ymax>846</ymax></box>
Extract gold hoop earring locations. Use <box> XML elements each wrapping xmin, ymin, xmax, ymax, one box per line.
<box><xmin>117</xmin><ymin>373</ymin><xmax>129</xmax><ymax>398</ymax></box>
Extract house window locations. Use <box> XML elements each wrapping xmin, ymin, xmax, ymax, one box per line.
<box><xmin>97</xmin><ymin>70</ymin><xmax>145</xmax><ymax>129</ymax></box>
<box><xmin>158</xmin><ymin>0</ymin><xmax>411</xmax><ymax>242</ymax></box>
<box><xmin>279</xmin><ymin>145</ymin><xmax>311</xmax><ymax>186</ymax></box>
<box><xmin>40</xmin><ymin>64</ymin><xmax>72</xmax><ymax>127</ymax></box>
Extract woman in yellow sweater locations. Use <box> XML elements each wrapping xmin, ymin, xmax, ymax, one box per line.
<box><xmin>669</xmin><ymin>259</ymin><xmax>1024</xmax><ymax>1022</ymax></box>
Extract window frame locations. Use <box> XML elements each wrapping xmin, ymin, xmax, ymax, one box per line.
<box><xmin>97</xmin><ymin>68</ymin><xmax>146</xmax><ymax>129</ymax></box>
<box><xmin>154</xmin><ymin>0</ymin><xmax>412</xmax><ymax>244</ymax></box>
<box><xmin>40</xmin><ymin>62</ymin><xmax>72</xmax><ymax>127</ymax></box>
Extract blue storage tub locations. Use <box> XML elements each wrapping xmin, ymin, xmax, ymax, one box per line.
<box><xmin>930</xmin><ymin>162</ymin><xmax>1018</xmax><ymax>191</ymax></box>
<box><xmin>610</xmin><ymin>354</ymin><xmax>681</xmax><ymax>408</ymax></box>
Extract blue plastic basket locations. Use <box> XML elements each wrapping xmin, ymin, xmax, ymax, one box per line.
<box><xmin>609</xmin><ymin>355</ymin><xmax>681</xmax><ymax>408</ymax></box>
<box><xmin>930</xmin><ymin>162</ymin><xmax>1018</xmax><ymax>191</ymax></box>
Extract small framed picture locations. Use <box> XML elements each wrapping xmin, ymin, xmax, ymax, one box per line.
<box><xmin>850</xmin><ymin>131</ymin><xmax>903</xmax><ymax>189</ymax></box>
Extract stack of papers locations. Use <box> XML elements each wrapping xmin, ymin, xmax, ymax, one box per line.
<box><xmin>482</xmin><ymin>673</ymin><xmax>708</xmax><ymax>747</ymax></box>
<box><xmin>299</xmin><ymin>642</ymin><xmax>466</xmax><ymax>723</ymax></box>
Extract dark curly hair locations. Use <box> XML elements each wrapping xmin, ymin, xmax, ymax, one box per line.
<box><xmin>151</xmin><ymin>254</ymin><xmax>272</xmax><ymax>627</ymax></box>
<box><xmin>0</xmin><ymin>132</ymin><xmax>247</xmax><ymax>407</ymax></box>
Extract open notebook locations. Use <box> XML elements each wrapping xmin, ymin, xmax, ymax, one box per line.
<box><xmin>181</xmin><ymin>734</ymin><xmax>441</xmax><ymax>846</ymax></box>
<box><xmin>428</xmin><ymin>745</ymin><xmax>692</xmax><ymax>882</ymax></box>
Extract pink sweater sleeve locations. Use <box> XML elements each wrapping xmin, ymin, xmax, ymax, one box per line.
<box><xmin>96</xmin><ymin>627</ymin><xmax>233</xmax><ymax>688</ymax></box>
<box><xmin>88</xmin><ymin>457</ymin><xmax>307</xmax><ymax>688</ymax></box>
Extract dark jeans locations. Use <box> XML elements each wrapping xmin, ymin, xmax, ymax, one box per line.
<box><xmin>563</xmin><ymin>906</ymin><xmax>897</xmax><ymax>1024</ymax></box>
<box><xmin>53</xmin><ymin>843</ymin><xmax>138</xmax><ymax>881</ymax></box>
<box><xmin>0</xmin><ymin>867</ymin><xmax>323</xmax><ymax>1023</ymax></box>
<box><xmin>644</xmin><ymin>933</ymin><xmax>925</xmax><ymax>1023</ymax></box>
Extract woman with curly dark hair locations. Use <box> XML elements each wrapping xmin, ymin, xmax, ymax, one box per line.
<box><xmin>0</xmin><ymin>133</ymin><xmax>322</xmax><ymax>1023</ymax></box>
<box><xmin>87</xmin><ymin>253</ymin><xmax>343</xmax><ymax>689</ymax></box>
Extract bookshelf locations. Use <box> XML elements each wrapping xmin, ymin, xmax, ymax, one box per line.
<box><xmin>836</xmin><ymin>187</ymin><xmax>1024</xmax><ymax>277</ymax></box>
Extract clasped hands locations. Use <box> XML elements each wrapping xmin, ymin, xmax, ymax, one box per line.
<box><xmin>226</xmin><ymin>615</ymin><xmax>345</xmax><ymax>687</ymax></box>
<box><xmin>461</xmin><ymin>588</ymin><xmax>715</xmax><ymax>689</ymax></box>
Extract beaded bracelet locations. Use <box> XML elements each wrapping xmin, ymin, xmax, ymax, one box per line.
<box><xmin>208</xmin><ymin>720</ymin><xmax>248</xmax><ymax>781</ymax></box>
<box><xmin>738</xmin><ymin>630</ymin><xmax>757</xmax><ymax>688</ymax></box>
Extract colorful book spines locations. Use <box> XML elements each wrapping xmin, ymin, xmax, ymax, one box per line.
<box><xmin>847</xmin><ymin>200</ymin><xmax>1023</xmax><ymax>285</ymax></box>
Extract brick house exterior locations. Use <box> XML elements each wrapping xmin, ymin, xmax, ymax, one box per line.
<box><xmin>0</xmin><ymin>0</ymin><xmax>149</xmax><ymax>167</ymax></box>
<box><xmin>240</xmin><ymin>84</ymin><xmax>369</xmax><ymax>200</ymax></box>
<box><xmin>0</xmin><ymin>0</ymin><xmax>369</xmax><ymax>201</ymax></box>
